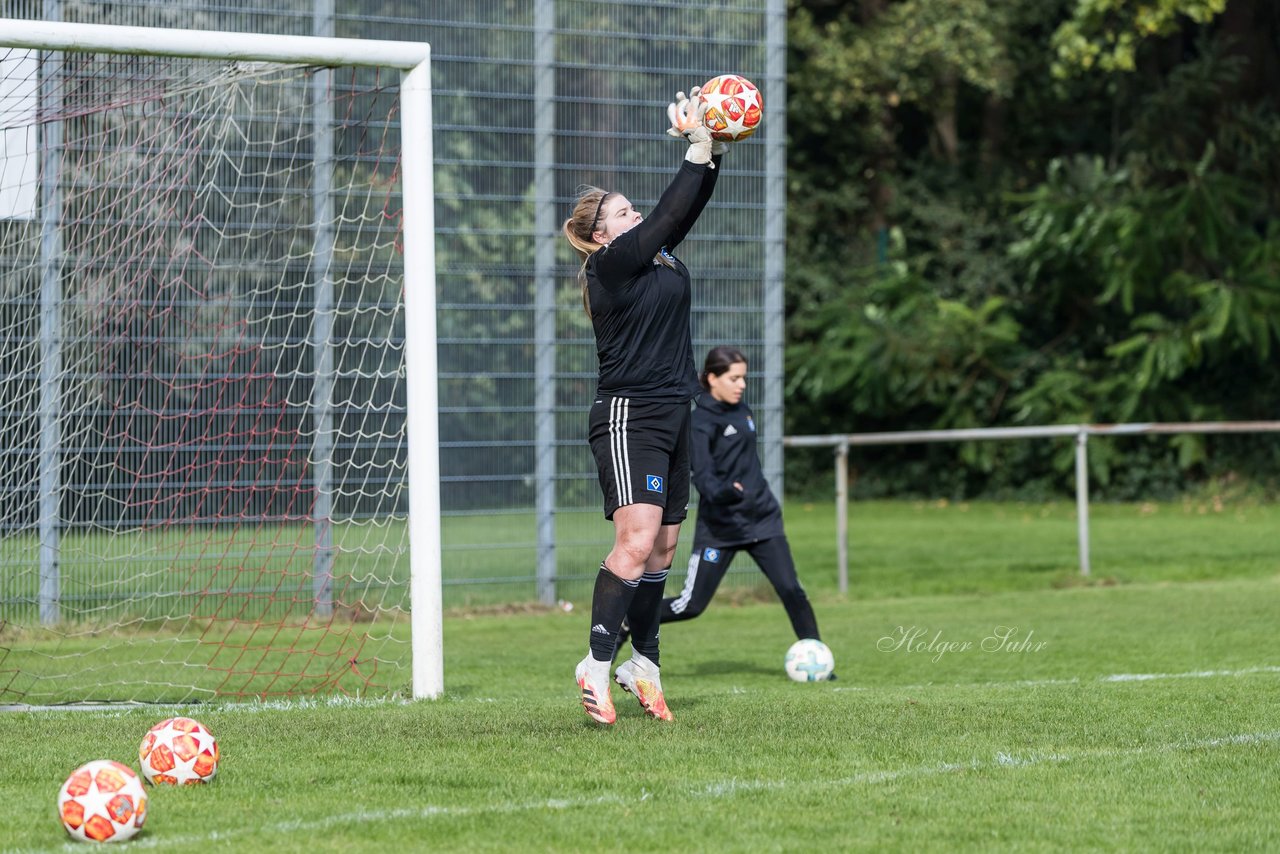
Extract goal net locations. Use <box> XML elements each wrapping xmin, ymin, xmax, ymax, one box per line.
<box><xmin>0</xmin><ymin>22</ymin><xmax>440</xmax><ymax>704</ymax></box>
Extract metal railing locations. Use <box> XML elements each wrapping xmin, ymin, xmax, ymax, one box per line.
<box><xmin>784</xmin><ymin>421</ymin><xmax>1280</xmax><ymax>593</ymax></box>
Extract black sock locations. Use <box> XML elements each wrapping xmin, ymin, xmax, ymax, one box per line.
<box><xmin>588</xmin><ymin>563</ymin><xmax>637</xmax><ymax>662</ymax></box>
<box><xmin>626</xmin><ymin>568</ymin><xmax>669</xmax><ymax>666</ymax></box>
<box><xmin>781</xmin><ymin>589</ymin><xmax>821</xmax><ymax>642</ymax></box>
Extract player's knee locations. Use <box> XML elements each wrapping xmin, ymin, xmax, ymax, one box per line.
<box><xmin>611</xmin><ymin>537</ymin><xmax>654</xmax><ymax>573</ymax></box>
<box><xmin>649</xmin><ymin>540</ymin><xmax>677</xmax><ymax>569</ymax></box>
<box><xmin>777</xmin><ymin>585</ymin><xmax>809</xmax><ymax>609</ymax></box>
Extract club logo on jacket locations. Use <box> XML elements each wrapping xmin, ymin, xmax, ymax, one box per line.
<box><xmin>646</xmin><ymin>475</ymin><xmax>664</xmax><ymax>493</ymax></box>
<box><xmin>747</xmin><ymin>416</ymin><xmax>755</xmax><ymax>432</ymax></box>
<box><xmin>723</xmin><ymin>424</ymin><xmax>737</xmax><ymax>436</ymax></box>
<box><xmin>703</xmin><ymin>547</ymin><xmax>720</xmax><ymax>562</ymax></box>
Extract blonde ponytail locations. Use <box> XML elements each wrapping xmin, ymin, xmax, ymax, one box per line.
<box><xmin>563</xmin><ymin>186</ymin><xmax>610</xmax><ymax>317</ymax></box>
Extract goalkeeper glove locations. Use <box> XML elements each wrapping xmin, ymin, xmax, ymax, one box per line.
<box><xmin>666</xmin><ymin>87</ymin><xmax>714</xmax><ymax>167</ymax></box>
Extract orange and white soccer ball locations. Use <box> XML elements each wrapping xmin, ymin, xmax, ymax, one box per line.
<box><xmin>138</xmin><ymin>716</ymin><xmax>219</xmax><ymax>785</ymax></box>
<box><xmin>57</xmin><ymin>760</ymin><xmax>148</xmax><ymax>843</ymax></box>
<box><xmin>699</xmin><ymin>73</ymin><xmax>764</xmax><ymax>141</ymax></box>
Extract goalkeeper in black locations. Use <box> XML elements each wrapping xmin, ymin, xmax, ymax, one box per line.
<box><xmin>561</xmin><ymin>88</ymin><xmax>730</xmax><ymax>724</ymax></box>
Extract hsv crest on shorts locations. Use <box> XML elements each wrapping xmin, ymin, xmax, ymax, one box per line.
<box><xmin>646</xmin><ymin>474</ymin><xmax>664</xmax><ymax>493</ymax></box>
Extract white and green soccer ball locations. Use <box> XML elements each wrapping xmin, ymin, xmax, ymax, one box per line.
<box><xmin>784</xmin><ymin>638</ymin><xmax>835</xmax><ymax>682</ymax></box>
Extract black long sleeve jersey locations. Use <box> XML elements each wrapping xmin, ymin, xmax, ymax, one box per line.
<box><xmin>585</xmin><ymin>157</ymin><xmax>721</xmax><ymax>402</ymax></box>
<box><xmin>690</xmin><ymin>392</ymin><xmax>785</xmax><ymax>546</ymax></box>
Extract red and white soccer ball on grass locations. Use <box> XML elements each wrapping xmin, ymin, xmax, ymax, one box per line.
<box><xmin>57</xmin><ymin>717</ymin><xmax>219</xmax><ymax>842</ymax></box>
<box><xmin>138</xmin><ymin>716</ymin><xmax>220</xmax><ymax>785</ymax></box>
<box><xmin>698</xmin><ymin>73</ymin><xmax>763</xmax><ymax>141</ymax></box>
<box><xmin>57</xmin><ymin>760</ymin><xmax>149</xmax><ymax>843</ymax></box>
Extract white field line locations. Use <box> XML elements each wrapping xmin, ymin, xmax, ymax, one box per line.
<box><xmin>1100</xmin><ymin>665</ymin><xmax>1280</xmax><ymax>681</ymax></box>
<box><xmin>3</xmin><ymin>664</ymin><xmax>1278</xmax><ymax>714</ymax></box>
<box><xmin>827</xmin><ymin>664</ymin><xmax>1280</xmax><ymax>694</ymax></box>
<box><xmin>8</xmin><ymin>729</ymin><xmax>1280</xmax><ymax>854</ymax></box>
<box><xmin>0</xmin><ymin>693</ymin><xmax>411</xmax><ymax>716</ymax></box>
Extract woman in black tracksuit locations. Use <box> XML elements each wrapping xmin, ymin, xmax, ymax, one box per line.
<box><xmin>662</xmin><ymin>346</ymin><xmax>824</xmax><ymax>646</ymax></box>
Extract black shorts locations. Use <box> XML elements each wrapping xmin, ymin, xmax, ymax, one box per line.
<box><xmin>588</xmin><ymin>395</ymin><xmax>690</xmax><ymax>524</ymax></box>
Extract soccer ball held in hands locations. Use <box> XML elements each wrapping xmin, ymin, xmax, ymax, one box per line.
<box><xmin>699</xmin><ymin>74</ymin><xmax>763</xmax><ymax>141</ymax></box>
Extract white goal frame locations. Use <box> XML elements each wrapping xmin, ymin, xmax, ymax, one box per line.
<box><xmin>0</xmin><ymin>19</ymin><xmax>443</xmax><ymax>700</ymax></box>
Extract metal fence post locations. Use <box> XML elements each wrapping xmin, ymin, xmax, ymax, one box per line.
<box><xmin>309</xmin><ymin>0</ymin><xmax>335</xmax><ymax>618</ymax></box>
<box><xmin>38</xmin><ymin>24</ymin><xmax>65</xmax><ymax>625</ymax></box>
<box><xmin>835</xmin><ymin>438</ymin><xmax>849</xmax><ymax>594</ymax></box>
<box><xmin>1075</xmin><ymin>428</ymin><xmax>1091</xmax><ymax>576</ymax></box>
<box><xmin>533</xmin><ymin>0</ymin><xmax>557</xmax><ymax>605</ymax></box>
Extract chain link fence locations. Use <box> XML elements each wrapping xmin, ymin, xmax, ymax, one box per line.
<box><xmin>2</xmin><ymin>0</ymin><xmax>785</xmax><ymax>611</ymax></box>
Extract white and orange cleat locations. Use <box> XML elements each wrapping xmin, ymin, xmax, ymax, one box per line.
<box><xmin>614</xmin><ymin>653</ymin><xmax>674</xmax><ymax>721</ymax></box>
<box><xmin>576</xmin><ymin>655</ymin><xmax>617</xmax><ymax>724</ymax></box>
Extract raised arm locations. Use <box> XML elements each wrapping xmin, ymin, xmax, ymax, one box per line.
<box><xmin>593</xmin><ymin>161</ymin><xmax>717</xmax><ymax>280</ymax></box>
<box><xmin>593</xmin><ymin>88</ymin><xmax>725</xmax><ymax>283</ymax></box>
<box><xmin>661</xmin><ymin>87</ymin><xmax>726</xmax><ymax>251</ymax></box>
<box><xmin>666</xmin><ymin>153</ymin><xmax>722</xmax><ymax>250</ymax></box>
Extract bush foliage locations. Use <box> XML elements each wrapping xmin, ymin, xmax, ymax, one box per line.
<box><xmin>784</xmin><ymin>0</ymin><xmax>1280</xmax><ymax>499</ymax></box>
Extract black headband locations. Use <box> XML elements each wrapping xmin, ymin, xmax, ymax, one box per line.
<box><xmin>590</xmin><ymin>192</ymin><xmax>612</xmax><ymax>234</ymax></box>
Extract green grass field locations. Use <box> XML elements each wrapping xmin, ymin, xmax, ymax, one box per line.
<box><xmin>4</xmin><ymin>498</ymin><xmax>1274</xmax><ymax>615</ymax></box>
<box><xmin>2</xmin><ymin>499</ymin><xmax>1278</xmax><ymax>851</ymax></box>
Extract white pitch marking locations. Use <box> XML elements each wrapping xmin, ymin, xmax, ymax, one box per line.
<box><xmin>6</xmin><ymin>664</ymin><xmax>1278</xmax><ymax>716</ymax></box>
<box><xmin>1102</xmin><ymin>665</ymin><xmax>1280</xmax><ymax>682</ymax></box>
<box><xmin>0</xmin><ymin>694</ymin><xmax>410</xmax><ymax>716</ymax></box>
<box><xmin>828</xmin><ymin>664</ymin><xmax>1280</xmax><ymax>694</ymax></box>
<box><xmin>11</xmin><ymin>731</ymin><xmax>1279</xmax><ymax>854</ymax></box>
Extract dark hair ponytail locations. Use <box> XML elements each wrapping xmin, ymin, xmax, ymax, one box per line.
<box><xmin>700</xmin><ymin>345</ymin><xmax>748</xmax><ymax>390</ymax></box>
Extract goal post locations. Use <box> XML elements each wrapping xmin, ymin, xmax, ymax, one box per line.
<box><xmin>398</xmin><ymin>55</ymin><xmax>442</xmax><ymax>703</ymax></box>
<box><xmin>0</xmin><ymin>20</ymin><xmax>442</xmax><ymax>701</ymax></box>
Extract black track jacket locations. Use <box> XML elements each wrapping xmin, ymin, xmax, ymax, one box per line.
<box><xmin>690</xmin><ymin>393</ymin><xmax>785</xmax><ymax>547</ymax></box>
<box><xmin>585</xmin><ymin>157</ymin><xmax>721</xmax><ymax>402</ymax></box>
